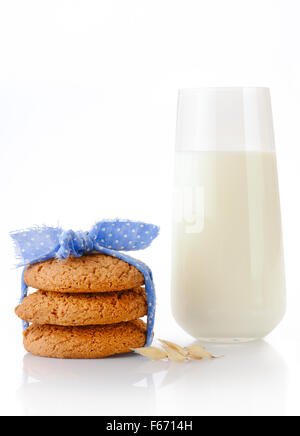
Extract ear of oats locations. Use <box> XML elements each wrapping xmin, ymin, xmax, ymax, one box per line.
<box><xmin>132</xmin><ymin>346</ymin><xmax>168</xmax><ymax>360</ymax></box>
<box><xmin>159</xmin><ymin>339</ymin><xmax>188</xmax><ymax>357</ymax></box>
<box><xmin>160</xmin><ymin>343</ymin><xmax>187</xmax><ymax>363</ymax></box>
<box><xmin>185</xmin><ymin>344</ymin><xmax>214</xmax><ymax>359</ymax></box>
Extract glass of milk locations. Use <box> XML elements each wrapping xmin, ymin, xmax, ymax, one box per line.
<box><xmin>171</xmin><ymin>88</ymin><xmax>286</xmax><ymax>343</ymax></box>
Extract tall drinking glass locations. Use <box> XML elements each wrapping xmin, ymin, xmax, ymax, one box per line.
<box><xmin>171</xmin><ymin>88</ymin><xmax>286</xmax><ymax>343</ymax></box>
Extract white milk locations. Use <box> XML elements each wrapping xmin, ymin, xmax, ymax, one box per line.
<box><xmin>171</xmin><ymin>151</ymin><xmax>286</xmax><ymax>342</ymax></box>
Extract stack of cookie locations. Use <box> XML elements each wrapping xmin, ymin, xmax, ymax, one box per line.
<box><xmin>15</xmin><ymin>254</ymin><xmax>148</xmax><ymax>359</ymax></box>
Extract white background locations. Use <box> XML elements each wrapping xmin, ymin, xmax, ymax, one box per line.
<box><xmin>0</xmin><ymin>0</ymin><xmax>299</xmax><ymax>416</ymax></box>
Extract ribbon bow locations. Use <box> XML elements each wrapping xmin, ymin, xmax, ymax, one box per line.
<box><xmin>11</xmin><ymin>220</ymin><xmax>160</xmax><ymax>346</ymax></box>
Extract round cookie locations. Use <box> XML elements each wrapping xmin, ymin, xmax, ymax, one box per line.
<box><xmin>15</xmin><ymin>288</ymin><xmax>147</xmax><ymax>326</ymax></box>
<box><xmin>24</xmin><ymin>254</ymin><xmax>145</xmax><ymax>293</ymax></box>
<box><xmin>23</xmin><ymin>320</ymin><xmax>147</xmax><ymax>359</ymax></box>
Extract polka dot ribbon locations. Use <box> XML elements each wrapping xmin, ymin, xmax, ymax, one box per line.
<box><xmin>11</xmin><ymin>220</ymin><xmax>160</xmax><ymax>346</ymax></box>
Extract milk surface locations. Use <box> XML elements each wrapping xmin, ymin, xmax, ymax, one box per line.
<box><xmin>172</xmin><ymin>151</ymin><xmax>286</xmax><ymax>341</ymax></box>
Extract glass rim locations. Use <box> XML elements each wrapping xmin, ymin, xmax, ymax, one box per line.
<box><xmin>179</xmin><ymin>86</ymin><xmax>270</xmax><ymax>94</ymax></box>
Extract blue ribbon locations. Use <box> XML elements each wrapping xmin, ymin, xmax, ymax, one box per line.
<box><xmin>11</xmin><ymin>220</ymin><xmax>159</xmax><ymax>346</ymax></box>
